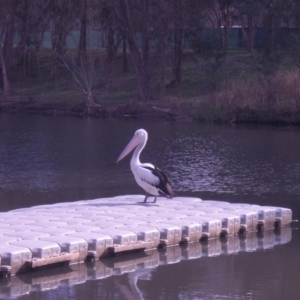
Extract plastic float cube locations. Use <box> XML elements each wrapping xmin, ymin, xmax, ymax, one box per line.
<box><xmin>39</xmin><ymin>236</ymin><xmax>88</xmax><ymax>263</ymax></box>
<box><xmin>204</xmin><ymin>212</ymin><xmax>241</xmax><ymax>236</ymax></box>
<box><xmin>233</xmin><ymin>204</ymin><xmax>276</xmax><ymax>229</ymax></box>
<box><xmin>181</xmin><ymin>216</ymin><xmax>222</xmax><ymax>239</ymax></box>
<box><xmin>64</xmin><ymin>218</ymin><xmax>94</xmax><ymax>225</ymax></box>
<box><xmin>155</xmin><ymin>219</ymin><xmax>202</xmax><ymax>243</ymax></box>
<box><xmin>0</xmin><ymin>224</ymin><xmax>43</xmax><ymax>231</ymax></box>
<box><xmin>200</xmin><ymin>206</ymin><xmax>225</xmax><ymax>213</ymax></box>
<box><xmin>222</xmin><ymin>208</ymin><xmax>258</xmax><ymax>232</ymax></box>
<box><xmin>92</xmin><ymin>229</ymin><xmax>138</xmax><ymax>246</ymax></box>
<box><xmin>9</xmin><ymin>240</ymin><xmax>61</xmax><ymax>259</ymax></box>
<box><xmin>66</xmin><ymin>232</ymin><xmax>113</xmax><ymax>258</ymax></box>
<box><xmin>202</xmin><ymin>200</ymin><xmax>231</xmax><ymax>205</ymax></box>
<box><xmin>5</xmin><ymin>231</ymin><xmax>50</xmax><ymax>240</ymax></box>
<box><xmin>0</xmin><ymin>235</ymin><xmax>21</xmax><ymax>243</ymax></box>
<box><xmin>59</xmin><ymin>224</ymin><xmax>102</xmax><ymax>232</ymax></box>
<box><xmin>0</xmin><ymin>229</ymin><xmax>19</xmax><ymax>235</ymax></box>
<box><xmin>263</xmin><ymin>206</ymin><xmax>292</xmax><ymax>227</ymax></box>
<box><xmin>147</xmin><ymin>223</ymin><xmax>182</xmax><ymax>246</ymax></box>
<box><xmin>255</xmin><ymin>207</ymin><xmax>276</xmax><ymax>229</ymax></box>
<box><xmin>124</xmin><ymin>225</ymin><xmax>161</xmax><ymax>248</ymax></box>
<box><xmin>119</xmin><ymin>219</ymin><xmax>148</xmax><ymax>227</ymax></box>
<box><xmin>132</xmin><ymin>216</ymin><xmax>168</xmax><ymax>224</ymax></box>
<box><xmin>0</xmin><ymin>245</ymin><xmax>32</xmax><ymax>274</ymax></box>
<box><xmin>169</xmin><ymin>197</ymin><xmax>202</xmax><ymax>203</ymax></box>
<box><xmin>33</xmin><ymin>221</ymin><xmax>70</xmax><ymax>227</ymax></box>
<box><xmin>91</xmin><ymin>220</ymin><xmax>127</xmax><ymax>229</ymax></box>
<box><xmin>171</xmin><ymin>209</ymin><xmax>207</xmax><ymax>217</ymax></box>
<box><xmin>91</xmin><ymin>212</ymin><xmax>138</xmax><ymax>219</ymax></box>
<box><xmin>31</xmin><ymin>227</ymin><xmax>77</xmax><ymax>236</ymax></box>
<box><xmin>161</xmin><ymin>212</ymin><xmax>191</xmax><ymax>220</ymax></box>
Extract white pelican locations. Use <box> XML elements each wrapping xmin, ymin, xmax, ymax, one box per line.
<box><xmin>116</xmin><ymin>129</ymin><xmax>174</xmax><ymax>203</ymax></box>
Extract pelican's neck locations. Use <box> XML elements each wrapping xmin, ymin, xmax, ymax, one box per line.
<box><xmin>131</xmin><ymin>135</ymin><xmax>147</xmax><ymax>167</ymax></box>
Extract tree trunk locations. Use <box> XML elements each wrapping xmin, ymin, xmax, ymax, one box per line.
<box><xmin>3</xmin><ymin>6</ymin><xmax>15</xmax><ymax>73</ymax></box>
<box><xmin>160</xmin><ymin>35</ymin><xmax>167</xmax><ymax>101</ymax></box>
<box><xmin>122</xmin><ymin>35</ymin><xmax>128</xmax><ymax>72</ymax></box>
<box><xmin>0</xmin><ymin>29</ymin><xmax>10</xmax><ymax>97</ymax></box>
<box><xmin>171</xmin><ymin>0</ymin><xmax>183</xmax><ymax>87</ymax></box>
<box><xmin>78</xmin><ymin>0</ymin><xmax>87</xmax><ymax>62</ymax></box>
<box><xmin>117</xmin><ymin>0</ymin><xmax>151</xmax><ymax>101</ymax></box>
<box><xmin>105</xmin><ymin>27</ymin><xmax>116</xmax><ymax>87</ymax></box>
<box><xmin>241</xmin><ymin>15</ymin><xmax>257</xmax><ymax>53</ymax></box>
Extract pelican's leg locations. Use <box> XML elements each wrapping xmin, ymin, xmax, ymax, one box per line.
<box><xmin>143</xmin><ymin>195</ymin><xmax>148</xmax><ymax>203</ymax></box>
<box><xmin>153</xmin><ymin>196</ymin><xmax>157</xmax><ymax>203</ymax></box>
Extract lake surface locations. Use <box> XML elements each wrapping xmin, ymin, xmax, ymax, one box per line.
<box><xmin>0</xmin><ymin>114</ymin><xmax>299</xmax><ymax>300</ymax></box>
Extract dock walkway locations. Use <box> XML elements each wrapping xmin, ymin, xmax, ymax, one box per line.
<box><xmin>0</xmin><ymin>195</ymin><xmax>292</xmax><ymax>276</ymax></box>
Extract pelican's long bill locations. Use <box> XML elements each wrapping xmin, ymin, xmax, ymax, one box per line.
<box><xmin>116</xmin><ymin>135</ymin><xmax>141</xmax><ymax>163</ymax></box>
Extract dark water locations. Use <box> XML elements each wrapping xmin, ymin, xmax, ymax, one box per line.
<box><xmin>0</xmin><ymin>114</ymin><xmax>299</xmax><ymax>299</ymax></box>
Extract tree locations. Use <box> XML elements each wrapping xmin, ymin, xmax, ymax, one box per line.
<box><xmin>49</xmin><ymin>0</ymin><xmax>80</xmax><ymax>58</ymax></box>
<box><xmin>0</xmin><ymin>0</ymin><xmax>16</xmax><ymax>96</ymax></box>
<box><xmin>114</xmin><ymin>0</ymin><xmax>151</xmax><ymax>101</ymax></box>
<box><xmin>13</xmin><ymin>0</ymin><xmax>52</xmax><ymax>77</ymax></box>
<box><xmin>100</xmin><ymin>1</ymin><xmax>123</xmax><ymax>88</ymax></box>
<box><xmin>235</xmin><ymin>0</ymin><xmax>262</xmax><ymax>52</ymax></box>
<box><xmin>207</xmin><ymin>0</ymin><xmax>237</xmax><ymax>52</ymax></box>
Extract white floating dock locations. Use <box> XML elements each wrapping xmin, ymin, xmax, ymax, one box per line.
<box><xmin>0</xmin><ymin>227</ymin><xmax>292</xmax><ymax>298</ymax></box>
<box><xmin>0</xmin><ymin>195</ymin><xmax>293</xmax><ymax>276</ymax></box>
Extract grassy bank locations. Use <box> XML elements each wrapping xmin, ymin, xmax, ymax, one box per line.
<box><xmin>1</xmin><ymin>48</ymin><xmax>300</xmax><ymax>124</ymax></box>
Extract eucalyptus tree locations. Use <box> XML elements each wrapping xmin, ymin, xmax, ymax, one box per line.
<box><xmin>49</xmin><ymin>0</ymin><xmax>81</xmax><ymax>58</ymax></box>
<box><xmin>112</xmin><ymin>0</ymin><xmax>152</xmax><ymax>101</ymax></box>
<box><xmin>0</xmin><ymin>0</ymin><xmax>18</xmax><ymax>96</ymax></box>
<box><xmin>13</xmin><ymin>0</ymin><xmax>52</xmax><ymax>77</ymax></box>
<box><xmin>235</xmin><ymin>0</ymin><xmax>263</xmax><ymax>52</ymax></box>
<box><xmin>99</xmin><ymin>0</ymin><xmax>124</xmax><ymax>88</ymax></box>
<box><xmin>206</xmin><ymin>0</ymin><xmax>238</xmax><ymax>52</ymax></box>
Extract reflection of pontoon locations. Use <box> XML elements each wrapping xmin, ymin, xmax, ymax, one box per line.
<box><xmin>0</xmin><ymin>227</ymin><xmax>292</xmax><ymax>299</ymax></box>
<box><xmin>0</xmin><ymin>196</ymin><xmax>293</xmax><ymax>278</ymax></box>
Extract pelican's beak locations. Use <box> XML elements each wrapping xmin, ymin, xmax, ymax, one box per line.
<box><xmin>116</xmin><ymin>135</ymin><xmax>141</xmax><ymax>163</ymax></box>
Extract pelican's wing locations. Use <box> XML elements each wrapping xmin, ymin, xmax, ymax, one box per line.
<box><xmin>141</xmin><ymin>165</ymin><xmax>174</xmax><ymax>198</ymax></box>
<box><xmin>137</xmin><ymin>164</ymin><xmax>160</xmax><ymax>186</ymax></box>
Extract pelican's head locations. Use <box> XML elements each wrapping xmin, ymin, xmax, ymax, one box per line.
<box><xmin>116</xmin><ymin>129</ymin><xmax>148</xmax><ymax>162</ymax></box>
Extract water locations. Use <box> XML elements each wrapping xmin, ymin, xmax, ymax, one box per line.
<box><xmin>0</xmin><ymin>114</ymin><xmax>299</xmax><ymax>299</ymax></box>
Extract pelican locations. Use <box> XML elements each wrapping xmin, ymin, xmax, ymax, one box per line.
<box><xmin>116</xmin><ymin>129</ymin><xmax>174</xmax><ymax>203</ymax></box>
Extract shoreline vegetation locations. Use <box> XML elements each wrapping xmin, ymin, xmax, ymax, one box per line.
<box><xmin>1</xmin><ymin>49</ymin><xmax>300</xmax><ymax>125</ymax></box>
<box><xmin>1</xmin><ymin>2</ymin><xmax>300</xmax><ymax>125</ymax></box>
<box><xmin>1</xmin><ymin>96</ymin><xmax>300</xmax><ymax>125</ymax></box>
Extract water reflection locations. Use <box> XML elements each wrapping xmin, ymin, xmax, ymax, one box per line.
<box><xmin>0</xmin><ymin>227</ymin><xmax>292</xmax><ymax>299</ymax></box>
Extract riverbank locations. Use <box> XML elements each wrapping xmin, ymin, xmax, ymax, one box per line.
<box><xmin>1</xmin><ymin>99</ymin><xmax>300</xmax><ymax>125</ymax></box>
